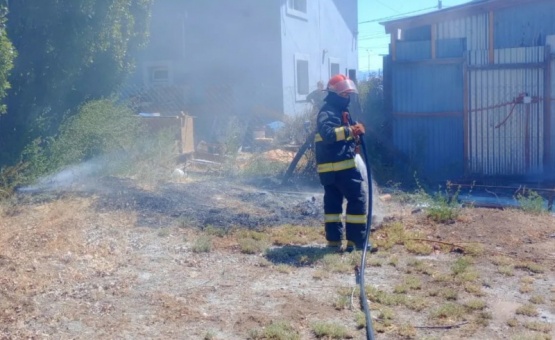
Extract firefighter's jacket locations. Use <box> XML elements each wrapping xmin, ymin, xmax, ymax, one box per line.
<box><xmin>314</xmin><ymin>94</ymin><xmax>357</xmax><ymax>184</ymax></box>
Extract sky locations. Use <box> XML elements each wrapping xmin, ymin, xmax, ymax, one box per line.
<box><xmin>357</xmin><ymin>0</ymin><xmax>472</xmax><ymax>71</ymax></box>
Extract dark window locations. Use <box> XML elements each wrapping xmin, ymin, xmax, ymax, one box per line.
<box><xmin>149</xmin><ymin>67</ymin><xmax>169</xmax><ymax>83</ymax></box>
<box><xmin>296</xmin><ymin>59</ymin><xmax>309</xmax><ymax>96</ymax></box>
<box><xmin>290</xmin><ymin>0</ymin><xmax>307</xmax><ymax>13</ymax></box>
<box><xmin>330</xmin><ymin>62</ymin><xmax>340</xmax><ymax>76</ymax></box>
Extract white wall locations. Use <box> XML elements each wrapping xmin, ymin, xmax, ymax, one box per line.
<box><xmin>280</xmin><ymin>0</ymin><xmax>358</xmax><ymax>116</ymax></box>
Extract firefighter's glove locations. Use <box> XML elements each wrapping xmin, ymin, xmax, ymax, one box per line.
<box><xmin>350</xmin><ymin>123</ymin><xmax>365</xmax><ymax>137</ymax></box>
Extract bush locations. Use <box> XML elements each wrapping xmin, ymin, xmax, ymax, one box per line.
<box><xmin>515</xmin><ymin>189</ymin><xmax>546</xmax><ymax>214</ymax></box>
<box><xmin>413</xmin><ymin>178</ymin><xmax>461</xmax><ymax>223</ymax></box>
<box><xmin>16</xmin><ymin>98</ymin><xmax>144</xmax><ymax>182</ymax></box>
<box><xmin>48</xmin><ymin>99</ymin><xmax>143</xmax><ymax>169</ymax></box>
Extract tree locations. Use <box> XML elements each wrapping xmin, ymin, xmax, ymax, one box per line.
<box><xmin>0</xmin><ymin>0</ymin><xmax>152</xmax><ymax>165</ymax></box>
<box><xmin>0</xmin><ymin>2</ymin><xmax>15</xmax><ymax>114</ymax></box>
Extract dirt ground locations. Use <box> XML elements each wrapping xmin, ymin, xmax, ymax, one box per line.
<box><xmin>0</xmin><ymin>173</ymin><xmax>554</xmax><ymax>340</ymax></box>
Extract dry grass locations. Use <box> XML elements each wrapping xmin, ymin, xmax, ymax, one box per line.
<box><xmin>269</xmin><ymin>224</ymin><xmax>323</xmax><ymax>245</ymax></box>
<box><xmin>1</xmin><ymin>182</ymin><xmax>553</xmax><ymax>340</ymax></box>
<box><xmin>0</xmin><ymin>195</ymin><xmax>139</xmax><ymax>338</ymax></box>
<box><xmin>515</xmin><ymin>304</ymin><xmax>539</xmax><ymax>317</ymax></box>
<box><xmin>522</xmin><ymin>321</ymin><xmax>552</xmax><ymax>334</ymax></box>
<box><xmin>515</xmin><ymin>261</ymin><xmax>545</xmax><ymax>274</ymax></box>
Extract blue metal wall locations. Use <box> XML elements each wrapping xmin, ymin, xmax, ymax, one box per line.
<box><xmin>393</xmin><ymin>115</ymin><xmax>464</xmax><ymax>181</ymax></box>
<box><xmin>396</xmin><ymin>41</ymin><xmax>431</xmax><ymax>61</ymax></box>
<box><xmin>391</xmin><ymin>62</ymin><xmax>464</xmax><ymax>180</ymax></box>
<box><xmin>494</xmin><ymin>1</ymin><xmax>555</xmax><ymax>49</ymax></box>
<box><xmin>392</xmin><ymin>63</ymin><xmax>463</xmax><ymax>112</ymax></box>
<box><xmin>387</xmin><ymin>1</ymin><xmax>555</xmax><ymax>181</ymax></box>
<box><xmin>437</xmin><ymin>38</ymin><xmax>466</xmax><ymax>59</ymax></box>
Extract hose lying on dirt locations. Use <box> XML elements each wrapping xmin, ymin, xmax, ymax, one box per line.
<box><xmin>357</xmin><ymin>136</ymin><xmax>376</xmax><ymax>340</ymax></box>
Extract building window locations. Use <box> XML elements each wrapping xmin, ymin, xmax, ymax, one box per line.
<box><xmin>290</xmin><ymin>0</ymin><xmax>306</xmax><ymax>12</ymax></box>
<box><xmin>149</xmin><ymin>66</ymin><xmax>169</xmax><ymax>83</ymax></box>
<box><xmin>329</xmin><ymin>58</ymin><xmax>340</xmax><ymax>77</ymax></box>
<box><xmin>295</xmin><ymin>54</ymin><xmax>309</xmax><ymax>101</ymax></box>
<box><xmin>287</xmin><ymin>0</ymin><xmax>307</xmax><ymax>20</ymax></box>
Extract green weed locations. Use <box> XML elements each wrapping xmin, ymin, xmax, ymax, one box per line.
<box><xmin>430</xmin><ymin>302</ymin><xmax>466</xmax><ymax>321</ymax></box>
<box><xmin>515</xmin><ymin>189</ymin><xmax>547</xmax><ymax>214</ymax></box>
<box><xmin>311</xmin><ymin>321</ymin><xmax>351</xmax><ymax>339</ymax></box>
<box><xmin>515</xmin><ymin>261</ymin><xmax>545</xmax><ymax>274</ymax></box>
<box><xmin>464</xmin><ymin>299</ymin><xmax>487</xmax><ymax>310</ymax></box>
<box><xmin>451</xmin><ymin>257</ymin><xmax>472</xmax><ymax>275</ymax></box>
<box><xmin>269</xmin><ymin>225</ymin><xmax>323</xmax><ymax>246</ymax></box>
<box><xmin>415</xmin><ymin>179</ymin><xmax>461</xmax><ymax>223</ymax></box>
<box><xmin>523</xmin><ymin>321</ymin><xmax>552</xmax><ymax>333</ymax></box>
<box><xmin>529</xmin><ymin>295</ymin><xmax>544</xmax><ymax>304</ymax></box>
<box><xmin>192</xmin><ymin>235</ymin><xmax>212</xmax><ymax>253</ymax></box>
<box><xmin>238</xmin><ymin>238</ymin><xmax>268</xmax><ymax>254</ymax></box>
<box><xmin>321</xmin><ymin>253</ymin><xmax>357</xmax><ymax>273</ymax></box>
<box><xmin>515</xmin><ymin>304</ymin><xmax>539</xmax><ymax>317</ymax></box>
<box><xmin>248</xmin><ymin>321</ymin><xmax>300</xmax><ymax>340</ymax></box>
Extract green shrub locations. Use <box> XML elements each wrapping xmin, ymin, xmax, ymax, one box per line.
<box><xmin>49</xmin><ymin>99</ymin><xmax>143</xmax><ymax>169</ymax></box>
<box><xmin>515</xmin><ymin>189</ymin><xmax>546</xmax><ymax>214</ymax></box>
<box><xmin>413</xmin><ymin>178</ymin><xmax>461</xmax><ymax>223</ymax></box>
<box><xmin>17</xmin><ymin>99</ymin><xmax>144</xmax><ymax>181</ymax></box>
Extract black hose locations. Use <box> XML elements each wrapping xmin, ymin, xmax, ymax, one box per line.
<box><xmin>358</xmin><ymin>136</ymin><xmax>376</xmax><ymax>340</ymax></box>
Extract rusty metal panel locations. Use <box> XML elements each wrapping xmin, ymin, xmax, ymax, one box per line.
<box><xmin>468</xmin><ymin>62</ymin><xmax>545</xmax><ymax>176</ymax></box>
<box><xmin>393</xmin><ymin>115</ymin><xmax>464</xmax><ymax>180</ymax></box>
<box><xmin>437</xmin><ymin>13</ymin><xmax>488</xmax><ymax>51</ymax></box>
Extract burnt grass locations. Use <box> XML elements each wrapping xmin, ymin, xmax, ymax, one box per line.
<box><xmin>16</xmin><ymin>176</ymin><xmax>323</xmax><ymax>230</ymax></box>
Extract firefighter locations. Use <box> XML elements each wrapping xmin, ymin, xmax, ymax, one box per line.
<box><xmin>315</xmin><ymin>74</ymin><xmax>368</xmax><ymax>252</ymax></box>
<box><xmin>306</xmin><ymin>80</ymin><xmax>326</xmax><ymax>111</ymax></box>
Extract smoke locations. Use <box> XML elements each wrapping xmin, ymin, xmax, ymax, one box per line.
<box><xmin>18</xmin><ymin>154</ymin><xmax>122</xmax><ymax>193</ymax></box>
<box><xmin>355</xmin><ymin>154</ymin><xmax>384</xmax><ymax>225</ymax></box>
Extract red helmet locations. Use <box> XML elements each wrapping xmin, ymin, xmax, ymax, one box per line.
<box><xmin>327</xmin><ymin>74</ymin><xmax>358</xmax><ymax>94</ymax></box>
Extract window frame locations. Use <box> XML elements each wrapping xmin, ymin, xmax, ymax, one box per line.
<box><xmin>150</xmin><ymin>67</ymin><xmax>170</xmax><ymax>83</ymax></box>
<box><xmin>328</xmin><ymin>57</ymin><xmax>341</xmax><ymax>78</ymax></box>
<box><xmin>286</xmin><ymin>0</ymin><xmax>308</xmax><ymax>20</ymax></box>
<box><xmin>294</xmin><ymin>53</ymin><xmax>310</xmax><ymax>101</ymax></box>
<box><xmin>144</xmin><ymin>62</ymin><xmax>173</xmax><ymax>85</ymax></box>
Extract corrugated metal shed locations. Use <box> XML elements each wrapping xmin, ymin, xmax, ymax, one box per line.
<box><xmin>396</xmin><ymin>41</ymin><xmax>431</xmax><ymax>61</ymax></box>
<box><xmin>393</xmin><ymin>116</ymin><xmax>464</xmax><ymax>180</ymax></box>
<box><xmin>437</xmin><ymin>14</ymin><xmax>488</xmax><ymax>51</ymax></box>
<box><xmin>382</xmin><ymin>0</ymin><xmax>555</xmax><ymax>182</ymax></box>
<box><xmin>468</xmin><ymin>50</ymin><xmax>545</xmax><ymax>175</ymax></box>
<box><xmin>494</xmin><ymin>1</ymin><xmax>555</xmax><ymax>49</ymax></box>
<box><xmin>391</xmin><ymin>62</ymin><xmax>464</xmax><ymax>180</ymax></box>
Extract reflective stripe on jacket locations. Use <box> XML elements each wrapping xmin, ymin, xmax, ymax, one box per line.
<box><xmin>314</xmin><ymin>102</ymin><xmax>357</xmax><ymax>173</ymax></box>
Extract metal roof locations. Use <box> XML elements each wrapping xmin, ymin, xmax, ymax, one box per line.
<box><xmin>380</xmin><ymin>0</ymin><xmax>551</xmax><ymax>33</ymax></box>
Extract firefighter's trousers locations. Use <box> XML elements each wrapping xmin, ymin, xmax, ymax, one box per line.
<box><xmin>321</xmin><ymin>167</ymin><xmax>367</xmax><ymax>248</ymax></box>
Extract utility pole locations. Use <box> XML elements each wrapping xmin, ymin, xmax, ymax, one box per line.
<box><xmin>438</xmin><ymin>0</ymin><xmax>442</xmax><ymax>9</ymax></box>
<box><xmin>366</xmin><ymin>49</ymin><xmax>371</xmax><ymax>74</ymax></box>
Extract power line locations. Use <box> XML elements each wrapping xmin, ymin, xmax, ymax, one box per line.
<box><xmin>358</xmin><ymin>34</ymin><xmax>387</xmax><ymax>39</ymax></box>
<box><xmin>358</xmin><ymin>36</ymin><xmax>389</xmax><ymax>41</ymax></box>
<box><xmin>359</xmin><ymin>6</ymin><xmax>437</xmax><ymax>24</ymax></box>
<box><xmin>374</xmin><ymin>0</ymin><xmax>401</xmax><ymax>14</ymax></box>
